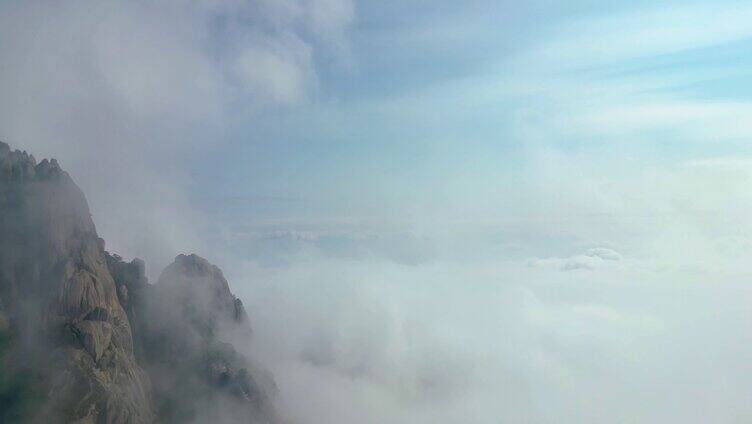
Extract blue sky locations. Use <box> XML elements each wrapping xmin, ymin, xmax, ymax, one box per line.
<box><xmin>192</xmin><ymin>0</ymin><xmax>752</xmax><ymax>235</ymax></box>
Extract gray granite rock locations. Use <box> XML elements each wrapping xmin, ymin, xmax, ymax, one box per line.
<box><xmin>0</xmin><ymin>141</ymin><xmax>280</xmax><ymax>423</ymax></box>
<box><xmin>0</xmin><ymin>141</ymin><xmax>155</xmax><ymax>423</ymax></box>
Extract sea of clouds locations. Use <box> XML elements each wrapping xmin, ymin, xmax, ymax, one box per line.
<box><xmin>2</xmin><ymin>1</ymin><xmax>752</xmax><ymax>423</ymax></box>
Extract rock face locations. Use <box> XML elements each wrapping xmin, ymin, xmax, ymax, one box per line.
<box><xmin>110</xmin><ymin>253</ymin><xmax>278</xmax><ymax>424</ymax></box>
<box><xmin>0</xmin><ymin>142</ymin><xmax>154</xmax><ymax>423</ymax></box>
<box><xmin>0</xmin><ymin>142</ymin><xmax>278</xmax><ymax>423</ymax></box>
<box><xmin>157</xmin><ymin>254</ymin><xmax>250</xmax><ymax>339</ymax></box>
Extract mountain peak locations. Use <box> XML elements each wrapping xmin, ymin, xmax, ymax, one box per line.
<box><xmin>0</xmin><ymin>141</ymin><xmax>65</xmax><ymax>182</ymax></box>
<box><xmin>0</xmin><ymin>142</ymin><xmax>276</xmax><ymax>423</ymax></box>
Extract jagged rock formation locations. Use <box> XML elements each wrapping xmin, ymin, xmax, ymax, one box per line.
<box><xmin>108</xmin><ymin>253</ymin><xmax>278</xmax><ymax>423</ymax></box>
<box><xmin>0</xmin><ymin>142</ymin><xmax>154</xmax><ymax>423</ymax></box>
<box><xmin>0</xmin><ymin>142</ymin><xmax>278</xmax><ymax>423</ymax></box>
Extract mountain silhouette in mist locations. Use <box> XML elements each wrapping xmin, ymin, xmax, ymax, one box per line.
<box><xmin>0</xmin><ymin>141</ymin><xmax>279</xmax><ymax>423</ymax></box>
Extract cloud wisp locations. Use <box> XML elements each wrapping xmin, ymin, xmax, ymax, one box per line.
<box><xmin>0</xmin><ymin>0</ymin><xmax>353</xmax><ymax>274</ymax></box>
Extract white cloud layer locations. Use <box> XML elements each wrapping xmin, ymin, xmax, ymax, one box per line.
<box><xmin>529</xmin><ymin>247</ymin><xmax>622</xmax><ymax>271</ymax></box>
<box><xmin>221</xmin><ymin>148</ymin><xmax>752</xmax><ymax>423</ymax></box>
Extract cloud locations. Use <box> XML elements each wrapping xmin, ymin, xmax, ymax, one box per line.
<box><xmin>231</xmin><ymin>225</ymin><xmax>752</xmax><ymax>423</ymax></box>
<box><xmin>529</xmin><ymin>247</ymin><xmax>622</xmax><ymax>271</ymax></box>
<box><xmin>529</xmin><ymin>3</ymin><xmax>752</xmax><ymax>69</ymax></box>
<box><xmin>570</xmin><ymin>101</ymin><xmax>752</xmax><ymax>142</ymax></box>
<box><xmin>0</xmin><ymin>0</ymin><xmax>353</xmax><ymax>274</ymax></box>
<box><xmin>235</xmin><ymin>38</ymin><xmax>314</xmax><ymax>105</ymax></box>
<box><xmin>215</xmin><ymin>138</ymin><xmax>752</xmax><ymax>422</ymax></box>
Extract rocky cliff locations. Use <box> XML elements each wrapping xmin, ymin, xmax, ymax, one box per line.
<box><xmin>0</xmin><ymin>142</ymin><xmax>278</xmax><ymax>423</ymax></box>
<box><xmin>110</xmin><ymin>253</ymin><xmax>278</xmax><ymax>424</ymax></box>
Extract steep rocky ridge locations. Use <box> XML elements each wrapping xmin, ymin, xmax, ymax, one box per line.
<box><xmin>0</xmin><ymin>142</ymin><xmax>154</xmax><ymax>422</ymax></box>
<box><xmin>0</xmin><ymin>142</ymin><xmax>278</xmax><ymax>423</ymax></box>
<box><xmin>108</xmin><ymin>252</ymin><xmax>278</xmax><ymax>423</ymax></box>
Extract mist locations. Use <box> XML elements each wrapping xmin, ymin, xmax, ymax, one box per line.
<box><xmin>223</xmin><ymin>155</ymin><xmax>752</xmax><ymax>423</ymax></box>
<box><xmin>2</xmin><ymin>0</ymin><xmax>752</xmax><ymax>423</ymax></box>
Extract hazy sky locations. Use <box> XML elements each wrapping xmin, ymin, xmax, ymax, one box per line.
<box><xmin>2</xmin><ymin>1</ymin><xmax>752</xmax><ymax>423</ymax></box>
